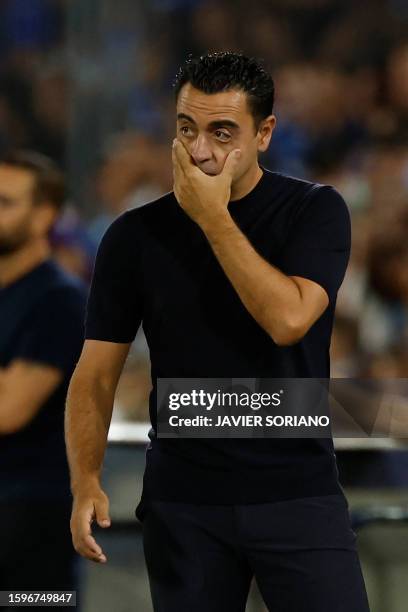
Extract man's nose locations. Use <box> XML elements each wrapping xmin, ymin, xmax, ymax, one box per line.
<box><xmin>190</xmin><ymin>135</ymin><xmax>212</xmax><ymax>163</ymax></box>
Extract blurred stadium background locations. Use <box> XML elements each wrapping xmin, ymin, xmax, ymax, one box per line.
<box><xmin>1</xmin><ymin>0</ymin><xmax>408</xmax><ymax>610</ymax></box>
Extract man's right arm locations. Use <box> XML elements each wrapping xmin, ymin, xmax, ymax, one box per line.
<box><xmin>65</xmin><ymin>339</ymin><xmax>131</xmax><ymax>564</ymax></box>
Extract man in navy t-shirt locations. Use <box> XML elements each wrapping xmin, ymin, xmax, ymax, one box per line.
<box><xmin>66</xmin><ymin>53</ymin><xmax>370</xmax><ymax>611</ymax></box>
<box><xmin>0</xmin><ymin>151</ymin><xmax>86</xmax><ymax>598</ymax></box>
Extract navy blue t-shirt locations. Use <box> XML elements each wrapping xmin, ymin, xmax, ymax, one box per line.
<box><xmin>0</xmin><ymin>259</ymin><xmax>87</xmax><ymax>500</ymax></box>
<box><xmin>85</xmin><ymin>168</ymin><xmax>351</xmax><ymax>514</ymax></box>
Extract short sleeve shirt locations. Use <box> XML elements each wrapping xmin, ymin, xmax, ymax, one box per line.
<box><xmin>85</xmin><ymin>169</ymin><xmax>351</xmax><ymax>508</ymax></box>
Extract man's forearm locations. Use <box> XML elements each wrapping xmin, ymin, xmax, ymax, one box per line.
<box><xmin>201</xmin><ymin>214</ymin><xmax>303</xmax><ymax>345</ymax></box>
<box><xmin>65</xmin><ymin>373</ymin><xmax>114</xmax><ymax>494</ymax></box>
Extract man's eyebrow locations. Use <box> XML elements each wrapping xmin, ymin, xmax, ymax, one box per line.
<box><xmin>177</xmin><ymin>113</ymin><xmax>240</xmax><ymax>130</ymax></box>
<box><xmin>177</xmin><ymin>113</ymin><xmax>196</xmax><ymax>124</ymax></box>
<box><xmin>208</xmin><ymin>120</ymin><xmax>239</xmax><ymax>130</ymax></box>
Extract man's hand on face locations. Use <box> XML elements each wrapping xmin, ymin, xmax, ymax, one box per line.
<box><xmin>172</xmin><ymin>138</ymin><xmax>241</xmax><ymax>230</ymax></box>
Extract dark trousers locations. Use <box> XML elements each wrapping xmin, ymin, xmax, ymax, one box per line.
<box><xmin>141</xmin><ymin>493</ymin><xmax>370</xmax><ymax>612</ymax></box>
<box><xmin>0</xmin><ymin>500</ymin><xmax>80</xmax><ymax>611</ymax></box>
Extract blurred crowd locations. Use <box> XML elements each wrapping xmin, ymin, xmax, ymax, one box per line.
<box><xmin>1</xmin><ymin>0</ymin><xmax>408</xmax><ymax>419</ymax></box>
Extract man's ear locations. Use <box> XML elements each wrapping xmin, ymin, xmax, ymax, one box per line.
<box><xmin>257</xmin><ymin>115</ymin><xmax>277</xmax><ymax>153</ymax></box>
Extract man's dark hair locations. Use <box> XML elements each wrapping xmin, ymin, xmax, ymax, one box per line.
<box><xmin>173</xmin><ymin>52</ymin><xmax>274</xmax><ymax>129</ymax></box>
<box><xmin>0</xmin><ymin>150</ymin><xmax>65</xmax><ymax>211</ymax></box>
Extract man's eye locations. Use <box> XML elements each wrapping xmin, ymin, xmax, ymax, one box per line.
<box><xmin>214</xmin><ymin>130</ymin><xmax>231</xmax><ymax>141</ymax></box>
<box><xmin>180</xmin><ymin>126</ymin><xmax>192</xmax><ymax>136</ymax></box>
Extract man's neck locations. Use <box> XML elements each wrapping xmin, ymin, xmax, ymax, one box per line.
<box><xmin>0</xmin><ymin>241</ymin><xmax>51</xmax><ymax>288</ymax></box>
<box><xmin>230</xmin><ymin>162</ymin><xmax>263</xmax><ymax>202</ymax></box>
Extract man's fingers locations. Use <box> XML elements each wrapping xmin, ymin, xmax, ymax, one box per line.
<box><xmin>78</xmin><ymin>539</ymin><xmax>107</xmax><ymax>563</ymax></box>
<box><xmin>173</xmin><ymin>139</ymin><xmax>193</xmax><ymax>174</ymax></box>
<box><xmin>84</xmin><ymin>534</ymin><xmax>105</xmax><ymax>558</ymax></box>
<box><xmin>70</xmin><ymin>495</ymin><xmax>109</xmax><ymax>563</ymax></box>
<box><xmin>84</xmin><ymin>533</ymin><xmax>99</xmax><ymax>551</ymax></box>
<box><xmin>172</xmin><ymin>142</ymin><xmax>182</xmax><ymax>182</ymax></box>
<box><xmin>222</xmin><ymin>149</ymin><xmax>241</xmax><ymax>180</ymax></box>
<box><xmin>71</xmin><ymin>520</ymin><xmax>108</xmax><ymax>562</ymax></box>
<box><xmin>94</xmin><ymin>498</ymin><xmax>111</xmax><ymax>528</ymax></box>
<box><xmin>172</xmin><ymin>140</ymin><xmax>193</xmax><ymax>203</ymax></box>
<box><xmin>74</xmin><ymin>528</ymin><xmax>107</xmax><ymax>563</ymax></box>
<box><xmin>79</xmin><ymin>502</ymin><xmax>94</xmax><ymax>532</ymax></box>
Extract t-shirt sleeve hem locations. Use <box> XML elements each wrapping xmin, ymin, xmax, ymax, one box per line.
<box><xmin>84</xmin><ymin>330</ymin><xmax>136</xmax><ymax>344</ymax></box>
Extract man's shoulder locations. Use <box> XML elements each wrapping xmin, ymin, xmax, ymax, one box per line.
<box><xmin>7</xmin><ymin>259</ymin><xmax>86</xmax><ymax>311</ymax></box>
<box><xmin>101</xmin><ymin>191</ymin><xmax>178</xmax><ymax>240</ymax></box>
<box><xmin>123</xmin><ymin>191</ymin><xmax>177</xmax><ymax>222</ymax></box>
<box><xmin>264</xmin><ymin>168</ymin><xmax>324</xmax><ymax>198</ymax></box>
<box><xmin>21</xmin><ymin>261</ymin><xmax>87</xmax><ymax>327</ymax></box>
<box><xmin>264</xmin><ymin>169</ymin><xmax>348</xmax><ymax>219</ymax></box>
<box><xmin>40</xmin><ymin>260</ymin><xmax>87</xmax><ymax>298</ymax></box>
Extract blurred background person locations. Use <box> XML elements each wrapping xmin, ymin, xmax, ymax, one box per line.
<box><xmin>0</xmin><ymin>151</ymin><xmax>86</xmax><ymax>604</ymax></box>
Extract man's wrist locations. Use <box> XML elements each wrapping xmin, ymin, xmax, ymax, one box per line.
<box><xmin>70</xmin><ymin>473</ymin><xmax>101</xmax><ymax>496</ymax></box>
<box><xmin>200</xmin><ymin>212</ymin><xmax>236</xmax><ymax>240</ymax></box>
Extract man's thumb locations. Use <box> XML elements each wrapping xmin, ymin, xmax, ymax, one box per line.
<box><xmin>223</xmin><ymin>149</ymin><xmax>241</xmax><ymax>178</ymax></box>
<box><xmin>95</xmin><ymin>501</ymin><xmax>111</xmax><ymax>528</ymax></box>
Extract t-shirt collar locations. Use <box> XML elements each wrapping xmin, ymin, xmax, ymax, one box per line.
<box><xmin>228</xmin><ymin>165</ymin><xmax>269</xmax><ymax>210</ymax></box>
